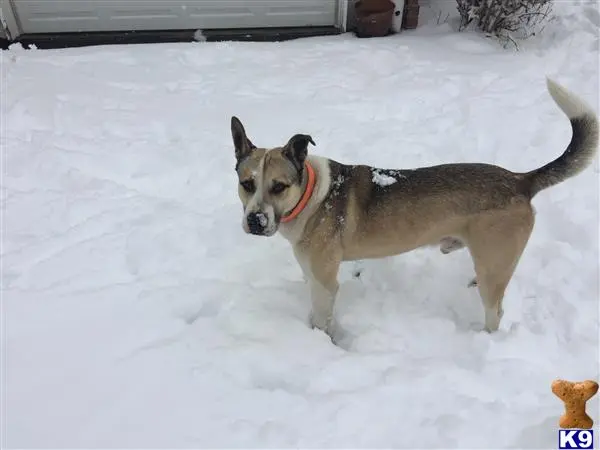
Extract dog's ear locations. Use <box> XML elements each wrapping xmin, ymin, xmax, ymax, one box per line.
<box><xmin>231</xmin><ymin>116</ymin><xmax>256</xmax><ymax>162</ymax></box>
<box><xmin>282</xmin><ymin>134</ymin><xmax>315</xmax><ymax>171</ymax></box>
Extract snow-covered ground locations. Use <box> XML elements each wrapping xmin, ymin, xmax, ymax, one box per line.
<box><xmin>2</xmin><ymin>1</ymin><xmax>599</xmax><ymax>448</ymax></box>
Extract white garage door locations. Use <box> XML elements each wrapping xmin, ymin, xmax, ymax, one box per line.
<box><xmin>14</xmin><ymin>1</ymin><xmax>340</xmax><ymax>34</ymax></box>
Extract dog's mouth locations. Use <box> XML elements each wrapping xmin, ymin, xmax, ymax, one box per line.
<box><xmin>244</xmin><ymin>225</ymin><xmax>278</xmax><ymax>237</ymax></box>
<box><xmin>247</xmin><ymin>227</ymin><xmax>277</xmax><ymax>237</ymax></box>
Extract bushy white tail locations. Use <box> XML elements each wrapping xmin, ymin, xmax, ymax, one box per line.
<box><xmin>526</xmin><ymin>78</ymin><xmax>599</xmax><ymax>197</ymax></box>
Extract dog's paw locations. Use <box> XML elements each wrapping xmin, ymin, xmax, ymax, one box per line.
<box><xmin>330</xmin><ymin>325</ymin><xmax>350</xmax><ymax>348</ymax></box>
<box><xmin>309</xmin><ymin>310</ymin><xmax>328</xmax><ymax>330</ymax></box>
<box><xmin>463</xmin><ymin>322</ymin><xmax>487</xmax><ymax>333</ymax></box>
<box><xmin>309</xmin><ymin>311</ymin><xmax>338</xmax><ymax>341</ymax></box>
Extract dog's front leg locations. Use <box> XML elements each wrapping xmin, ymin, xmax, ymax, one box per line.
<box><xmin>308</xmin><ymin>277</ymin><xmax>339</xmax><ymax>336</ymax></box>
<box><xmin>293</xmin><ymin>245</ymin><xmax>341</xmax><ymax>339</ymax></box>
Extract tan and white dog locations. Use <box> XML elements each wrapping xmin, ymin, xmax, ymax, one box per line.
<box><xmin>231</xmin><ymin>78</ymin><xmax>598</xmax><ymax>341</ymax></box>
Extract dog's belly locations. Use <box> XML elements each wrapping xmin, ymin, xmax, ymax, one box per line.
<box><xmin>341</xmin><ymin>215</ymin><xmax>467</xmax><ymax>261</ymax></box>
<box><xmin>342</xmin><ymin>241</ymin><xmax>418</xmax><ymax>261</ymax></box>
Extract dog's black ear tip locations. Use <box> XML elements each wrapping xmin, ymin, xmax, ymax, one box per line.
<box><xmin>292</xmin><ymin>134</ymin><xmax>315</xmax><ymax>147</ymax></box>
<box><xmin>298</xmin><ymin>134</ymin><xmax>315</xmax><ymax>146</ymax></box>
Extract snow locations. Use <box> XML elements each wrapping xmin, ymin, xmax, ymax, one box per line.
<box><xmin>371</xmin><ymin>169</ymin><xmax>399</xmax><ymax>187</ymax></box>
<box><xmin>2</xmin><ymin>1</ymin><xmax>599</xmax><ymax>448</ymax></box>
<box><xmin>371</xmin><ymin>168</ymin><xmax>407</xmax><ymax>187</ymax></box>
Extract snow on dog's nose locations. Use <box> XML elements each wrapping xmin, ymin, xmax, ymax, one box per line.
<box><xmin>246</xmin><ymin>212</ymin><xmax>267</xmax><ymax>235</ymax></box>
<box><xmin>244</xmin><ymin>207</ymin><xmax>277</xmax><ymax>237</ymax></box>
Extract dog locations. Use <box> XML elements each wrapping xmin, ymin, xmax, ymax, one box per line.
<box><xmin>230</xmin><ymin>78</ymin><xmax>598</xmax><ymax>340</ymax></box>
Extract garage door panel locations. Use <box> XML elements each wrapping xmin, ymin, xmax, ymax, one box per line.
<box><xmin>185</xmin><ymin>2</ymin><xmax>337</xmax><ymax>28</ymax></box>
<box><xmin>14</xmin><ymin>1</ymin><xmax>339</xmax><ymax>34</ymax></box>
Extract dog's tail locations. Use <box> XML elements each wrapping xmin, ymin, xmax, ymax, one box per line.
<box><xmin>525</xmin><ymin>78</ymin><xmax>599</xmax><ymax>198</ymax></box>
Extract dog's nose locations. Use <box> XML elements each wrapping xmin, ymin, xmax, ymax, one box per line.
<box><xmin>247</xmin><ymin>212</ymin><xmax>267</xmax><ymax>235</ymax></box>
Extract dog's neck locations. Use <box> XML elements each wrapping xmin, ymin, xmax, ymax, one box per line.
<box><xmin>278</xmin><ymin>156</ymin><xmax>332</xmax><ymax>245</ymax></box>
<box><xmin>280</xmin><ymin>161</ymin><xmax>316</xmax><ymax>224</ymax></box>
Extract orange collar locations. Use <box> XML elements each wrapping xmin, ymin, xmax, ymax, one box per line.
<box><xmin>281</xmin><ymin>161</ymin><xmax>316</xmax><ymax>224</ymax></box>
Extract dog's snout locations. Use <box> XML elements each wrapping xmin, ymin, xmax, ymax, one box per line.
<box><xmin>247</xmin><ymin>212</ymin><xmax>268</xmax><ymax>235</ymax></box>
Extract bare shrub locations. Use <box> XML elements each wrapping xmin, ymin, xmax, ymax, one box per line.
<box><xmin>456</xmin><ymin>0</ymin><xmax>553</xmax><ymax>44</ymax></box>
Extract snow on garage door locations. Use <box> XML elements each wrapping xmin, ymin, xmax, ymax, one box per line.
<box><xmin>14</xmin><ymin>1</ymin><xmax>340</xmax><ymax>34</ymax></box>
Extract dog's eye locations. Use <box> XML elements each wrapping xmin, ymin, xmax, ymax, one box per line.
<box><xmin>270</xmin><ymin>182</ymin><xmax>288</xmax><ymax>195</ymax></box>
<box><xmin>240</xmin><ymin>179</ymin><xmax>255</xmax><ymax>193</ymax></box>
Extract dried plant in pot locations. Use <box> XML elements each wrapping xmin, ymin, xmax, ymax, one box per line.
<box><xmin>354</xmin><ymin>0</ymin><xmax>396</xmax><ymax>38</ymax></box>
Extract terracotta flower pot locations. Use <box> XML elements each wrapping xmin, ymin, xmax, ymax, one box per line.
<box><xmin>355</xmin><ymin>0</ymin><xmax>396</xmax><ymax>38</ymax></box>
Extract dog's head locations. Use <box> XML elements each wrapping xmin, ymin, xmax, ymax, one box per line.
<box><xmin>231</xmin><ymin>116</ymin><xmax>315</xmax><ymax>237</ymax></box>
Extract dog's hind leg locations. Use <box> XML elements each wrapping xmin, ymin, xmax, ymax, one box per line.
<box><xmin>465</xmin><ymin>207</ymin><xmax>534</xmax><ymax>332</ymax></box>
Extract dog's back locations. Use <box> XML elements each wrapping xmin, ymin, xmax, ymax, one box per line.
<box><xmin>314</xmin><ymin>79</ymin><xmax>598</xmax><ymax>260</ymax></box>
